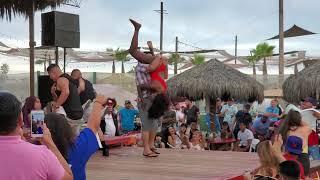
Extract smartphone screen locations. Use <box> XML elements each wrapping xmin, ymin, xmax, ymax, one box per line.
<box><xmin>31</xmin><ymin>110</ymin><xmax>45</xmax><ymax>137</ymax></box>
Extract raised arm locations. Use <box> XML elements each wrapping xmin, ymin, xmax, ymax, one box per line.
<box><xmin>87</xmin><ymin>95</ymin><xmax>107</xmax><ymax>134</ymax></box>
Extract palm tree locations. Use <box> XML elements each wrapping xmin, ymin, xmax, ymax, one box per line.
<box><xmin>255</xmin><ymin>42</ymin><xmax>275</xmax><ymax>76</ymax></box>
<box><xmin>113</xmin><ymin>48</ymin><xmax>129</xmax><ymax>73</ymax></box>
<box><xmin>169</xmin><ymin>53</ymin><xmax>186</xmax><ymax>74</ymax></box>
<box><xmin>190</xmin><ymin>54</ymin><xmax>205</xmax><ymax>66</ymax></box>
<box><xmin>247</xmin><ymin>50</ymin><xmax>259</xmax><ymax>78</ymax></box>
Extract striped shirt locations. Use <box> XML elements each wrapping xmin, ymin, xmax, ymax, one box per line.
<box><xmin>135</xmin><ymin>63</ymin><xmax>151</xmax><ymax>98</ymax></box>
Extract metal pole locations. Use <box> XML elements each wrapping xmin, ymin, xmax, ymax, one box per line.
<box><xmin>29</xmin><ymin>0</ymin><xmax>35</xmax><ymax>96</ymax></box>
<box><xmin>63</xmin><ymin>47</ymin><xmax>66</xmax><ymax>73</ymax></box>
<box><xmin>235</xmin><ymin>35</ymin><xmax>238</xmax><ymax>64</ymax></box>
<box><xmin>55</xmin><ymin>46</ymin><xmax>59</xmax><ymax>64</ymax></box>
<box><xmin>279</xmin><ymin>0</ymin><xmax>284</xmax><ymax>75</ymax></box>
<box><xmin>174</xmin><ymin>36</ymin><xmax>178</xmax><ymax>75</ymax></box>
<box><xmin>160</xmin><ymin>1</ymin><xmax>163</xmax><ymax>53</ymax></box>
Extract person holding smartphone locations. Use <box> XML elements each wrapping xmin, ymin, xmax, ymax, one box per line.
<box><xmin>0</xmin><ymin>92</ymin><xmax>73</xmax><ymax>180</ymax></box>
<box><xmin>45</xmin><ymin>94</ymin><xmax>108</xmax><ymax>180</ymax></box>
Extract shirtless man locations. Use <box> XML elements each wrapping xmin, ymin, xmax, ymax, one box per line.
<box><xmin>71</xmin><ymin>69</ymin><xmax>96</xmax><ymax>105</ymax></box>
<box><xmin>47</xmin><ymin>64</ymin><xmax>83</xmax><ymax>121</ymax></box>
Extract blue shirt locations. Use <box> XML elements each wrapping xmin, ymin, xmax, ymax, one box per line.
<box><xmin>68</xmin><ymin>128</ymin><xmax>99</xmax><ymax>180</ymax></box>
<box><xmin>252</xmin><ymin>118</ymin><xmax>272</xmax><ymax>135</ymax></box>
<box><xmin>119</xmin><ymin>108</ymin><xmax>139</xmax><ymax>131</ymax></box>
<box><xmin>205</xmin><ymin>113</ymin><xmax>221</xmax><ymax>134</ymax></box>
<box><xmin>265</xmin><ymin>106</ymin><xmax>280</xmax><ymax>122</ymax></box>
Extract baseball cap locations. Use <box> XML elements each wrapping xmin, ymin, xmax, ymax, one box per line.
<box><xmin>125</xmin><ymin>100</ymin><xmax>131</xmax><ymax>104</ymax></box>
<box><xmin>285</xmin><ymin>136</ymin><xmax>303</xmax><ymax>155</ymax></box>
<box><xmin>301</xmin><ymin>97</ymin><xmax>317</xmax><ymax>106</ymax></box>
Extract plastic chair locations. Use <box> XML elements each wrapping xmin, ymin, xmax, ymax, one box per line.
<box><xmin>249</xmin><ymin>139</ymin><xmax>260</xmax><ymax>152</ymax></box>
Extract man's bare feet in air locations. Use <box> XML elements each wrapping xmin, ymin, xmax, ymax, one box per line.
<box><xmin>129</xmin><ymin>19</ymin><xmax>141</xmax><ymax>30</ymax></box>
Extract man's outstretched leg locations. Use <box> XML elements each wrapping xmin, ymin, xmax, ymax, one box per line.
<box><xmin>129</xmin><ymin>19</ymin><xmax>155</xmax><ymax>64</ymax></box>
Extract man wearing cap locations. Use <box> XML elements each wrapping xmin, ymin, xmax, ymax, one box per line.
<box><xmin>99</xmin><ymin>98</ymin><xmax>119</xmax><ymax>156</ymax></box>
<box><xmin>118</xmin><ymin>100</ymin><xmax>139</xmax><ymax>134</ymax></box>
<box><xmin>283</xmin><ymin>136</ymin><xmax>305</xmax><ymax>179</ymax></box>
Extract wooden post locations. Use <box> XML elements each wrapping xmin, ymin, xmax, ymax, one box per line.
<box><xmin>29</xmin><ymin>0</ymin><xmax>35</xmax><ymax>96</ymax></box>
<box><xmin>174</xmin><ymin>36</ymin><xmax>178</xmax><ymax>75</ymax></box>
<box><xmin>235</xmin><ymin>35</ymin><xmax>238</xmax><ymax>64</ymax></box>
<box><xmin>160</xmin><ymin>1</ymin><xmax>164</xmax><ymax>53</ymax></box>
<box><xmin>93</xmin><ymin>72</ymin><xmax>97</xmax><ymax>84</ymax></box>
<box><xmin>55</xmin><ymin>46</ymin><xmax>59</xmax><ymax>65</ymax></box>
<box><xmin>63</xmin><ymin>47</ymin><xmax>66</xmax><ymax>73</ymax></box>
<box><xmin>279</xmin><ymin>0</ymin><xmax>284</xmax><ymax>75</ymax></box>
<box><xmin>205</xmin><ymin>96</ymin><xmax>216</xmax><ymax>133</ymax></box>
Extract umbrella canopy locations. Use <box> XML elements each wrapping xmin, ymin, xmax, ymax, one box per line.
<box><xmin>282</xmin><ymin>62</ymin><xmax>320</xmax><ymax>103</ymax></box>
<box><xmin>167</xmin><ymin>59</ymin><xmax>264</xmax><ymax>103</ymax></box>
<box><xmin>0</xmin><ymin>0</ymin><xmax>67</xmax><ymax>20</ymax></box>
<box><xmin>268</xmin><ymin>24</ymin><xmax>316</xmax><ymax>40</ymax></box>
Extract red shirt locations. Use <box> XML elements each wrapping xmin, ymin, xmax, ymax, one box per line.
<box><xmin>283</xmin><ymin>153</ymin><xmax>305</xmax><ymax>179</ymax></box>
<box><xmin>308</xmin><ymin>130</ymin><xmax>318</xmax><ymax>146</ymax></box>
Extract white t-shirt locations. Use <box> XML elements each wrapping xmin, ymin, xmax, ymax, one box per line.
<box><xmin>104</xmin><ymin>114</ymin><xmax>116</xmax><ymax>137</ymax></box>
<box><xmin>237</xmin><ymin>129</ymin><xmax>254</xmax><ymax>147</ymax></box>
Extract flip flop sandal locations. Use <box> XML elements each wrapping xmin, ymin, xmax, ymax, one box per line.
<box><xmin>150</xmin><ymin>148</ymin><xmax>160</xmax><ymax>154</ymax></box>
<box><xmin>143</xmin><ymin>152</ymin><xmax>158</xmax><ymax>157</ymax></box>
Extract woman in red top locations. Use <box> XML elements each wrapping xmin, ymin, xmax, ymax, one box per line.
<box><xmin>147</xmin><ymin>51</ymin><xmax>168</xmax><ymax>94</ymax></box>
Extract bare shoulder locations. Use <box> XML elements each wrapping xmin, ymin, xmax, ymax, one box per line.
<box><xmin>57</xmin><ymin>77</ymin><xmax>68</xmax><ymax>84</ymax></box>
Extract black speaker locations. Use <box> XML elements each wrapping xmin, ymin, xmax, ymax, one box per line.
<box><xmin>38</xmin><ymin>75</ymin><xmax>54</xmax><ymax>108</ymax></box>
<box><xmin>41</xmin><ymin>11</ymin><xmax>80</xmax><ymax>48</ymax></box>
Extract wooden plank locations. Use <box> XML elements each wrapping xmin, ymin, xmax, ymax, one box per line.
<box><xmin>87</xmin><ymin>147</ymin><xmax>259</xmax><ymax>180</ymax></box>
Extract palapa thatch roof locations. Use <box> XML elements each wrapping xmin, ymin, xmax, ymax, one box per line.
<box><xmin>282</xmin><ymin>62</ymin><xmax>320</xmax><ymax>103</ymax></box>
<box><xmin>167</xmin><ymin>59</ymin><xmax>264</xmax><ymax>103</ymax></box>
<box><xmin>0</xmin><ymin>0</ymin><xmax>67</xmax><ymax>21</ymax></box>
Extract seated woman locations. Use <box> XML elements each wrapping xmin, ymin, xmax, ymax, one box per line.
<box><xmin>187</xmin><ymin>130</ymin><xmax>207</xmax><ymax>151</ymax></box>
<box><xmin>45</xmin><ymin>95</ymin><xmax>107</xmax><ymax>180</ymax></box>
<box><xmin>249</xmin><ymin>140</ymin><xmax>280</xmax><ymax>179</ymax></box>
<box><xmin>177</xmin><ymin>123</ymin><xmax>189</xmax><ymax>149</ymax></box>
<box><xmin>167</xmin><ymin>126</ymin><xmax>182</xmax><ymax>148</ymax></box>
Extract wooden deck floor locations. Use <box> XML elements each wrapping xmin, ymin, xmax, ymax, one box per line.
<box><xmin>87</xmin><ymin>147</ymin><xmax>259</xmax><ymax>180</ymax></box>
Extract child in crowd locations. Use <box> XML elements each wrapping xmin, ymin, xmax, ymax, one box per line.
<box><xmin>154</xmin><ymin>133</ymin><xmax>165</xmax><ymax>148</ymax></box>
<box><xmin>234</xmin><ymin>121</ymin><xmax>254</xmax><ymax>152</ymax></box>
<box><xmin>217</xmin><ymin>122</ymin><xmax>233</xmax><ymax>151</ymax></box>
<box><xmin>221</xmin><ymin>121</ymin><xmax>233</xmax><ymax>139</ymax></box>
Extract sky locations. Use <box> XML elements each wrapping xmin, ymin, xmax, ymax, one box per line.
<box><xmin>1</xmin><ymin>0</ymin><xmax>320</xmax><ymax>56</ymax></box>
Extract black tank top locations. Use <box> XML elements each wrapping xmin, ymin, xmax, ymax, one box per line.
<box><xmin>56</xmin><ymin>74</ymin><xmax>83</xmax><ymax>120</ymax></box>
<box><xmin>79</xmin><ymin>79</ymin><xmax>96</xmax><ymax>105</ymax></box>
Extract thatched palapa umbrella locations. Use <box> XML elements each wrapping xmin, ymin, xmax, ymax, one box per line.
<box><xmin>0</xmin><ymin>0</ymin><xmax>68</xmax><ymax>96</ymax></box>
<box><xmin>167</xmin><ymin>59</ymin><xmax>264</xmax><ymax>132</ymax></box>
<box><xmin>282</xmin><ymin>62</ymin><xmax>320</xmax><ymax>104</ymax></box>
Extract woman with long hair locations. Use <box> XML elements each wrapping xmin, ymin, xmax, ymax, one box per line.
<box><xmin>45</xmin><ymin>95</ymin><xmax>107</xmax><ymax>180</ymax></box>
<box><xmin>187</xmin><ymin>130</ymin><xmax>206</xmax><ymax>150</ymax></box>
<box><xmin>167</xmin><ymin>126</ymin><xmax>182</xmax><ymax>148</ymax></box>
<box><xmin>22</xmin><ymin>96</ymin><xmax>42</xmax><ymax>128</ymax></box>
<box><xmin>279</xmin><ymin>110</ymin><xmax>312</xmax><ymax>176</ymax></box>
<box><xmin>253</xmin><ymin>141</ymin><xmax>280</xmax><ymax>178</ymax></box>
